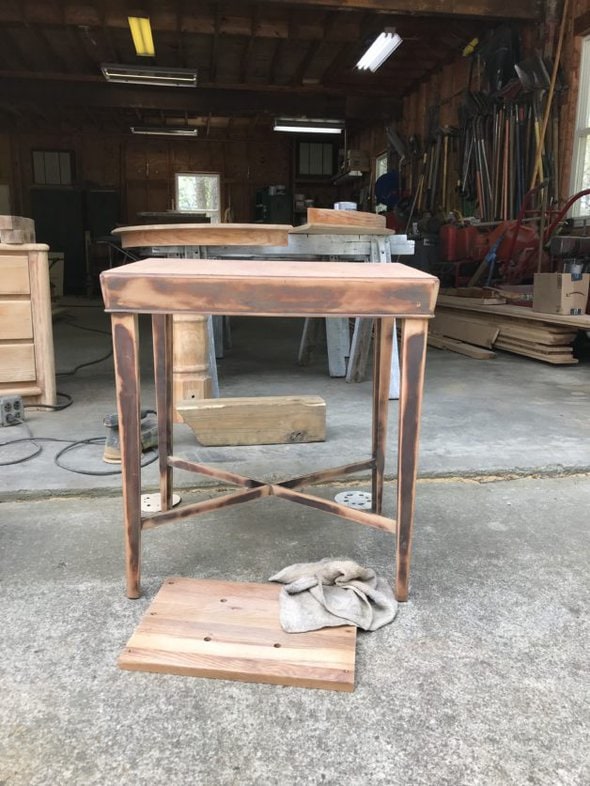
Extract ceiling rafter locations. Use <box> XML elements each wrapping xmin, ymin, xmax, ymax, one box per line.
<box><xmin>36</xmin><ymin>27</ymin><xmax>71</xmax><ymax>73</ymax></box>
<box><xmin>268</xmin><ymin>37</ymin><xmax>283</xmax><ymax>85</ymax></box>
<box><xmin>209</xmin><ymin>5</ymin><xmax>221</xmax><ymax>83</ymax></box>
<box><xmin>240</xmin><ymin>4</ymin><xmax>259</xmax><ymax>83</ymax></box>
<box><xmin>251</xmin><ymin>0</ymin><xmax>539</xmax><ymax>20</ymax></box>
<box><xmin>291</xmin><ymin>39</ymin><xmax>321</xmax><ymax>86</ymax></box>
<box><xmin>0</xmin><ymin>0</ymin><xmax>530</xmax><ymax>129</ymax></box>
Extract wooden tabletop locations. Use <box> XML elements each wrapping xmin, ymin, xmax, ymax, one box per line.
<box><xmin>101</xmin><ymin>258</ymin><xmax>439</xmax><ymax>318</ymax></box>
<box><xmin>113</xmin><ymin>211</ymin><xmax>395</xmax><ymax>248</ymax></box>
<box><xmin>113</xmin><ymin>223</ymin><xmax>292</xmax><ymax>248</ymax></box>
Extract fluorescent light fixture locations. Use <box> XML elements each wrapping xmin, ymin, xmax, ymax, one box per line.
<box><xmin>130</xmin><ymin>126</ymin><xmax>199</xmax><ymax>137</ymax></box>
<box><xmin>101</xmin><ymin>63</ymin><xmax>197</xmax><ymax>87</ymax></box>
<box><xmin>356</xmin><ymin>30</ymin><xmax>403</xmax><ymax>72</ymax></box>
<box><xmin>128</xmin><ymin>16</ymin><xmax>155</xmax><ymax>57</ymax></box>
<box><xmin>273</xmin><ymin>117</ymin><xmax>344</xmax><ymax>134</ymax></box>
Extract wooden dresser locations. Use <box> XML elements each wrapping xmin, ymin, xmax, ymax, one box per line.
<box><xmin>0</xmin><ymin>243</ymin><xmax>56</xmax><ymax>406</ymax></box>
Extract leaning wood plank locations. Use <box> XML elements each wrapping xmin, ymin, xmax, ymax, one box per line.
<box><xmin>306</xmin><ymin>207</ymin><xmax>386</xmax><ymax>229</ymax></box>
<box><xmin>495</xmin><ymin>330</ymin><xmax>576</xmax><ymax>347</ymax></box>
<box><xmin>118</xmin><ymin>577</ymin><xmax>356</xmax><ymax>692</ymax></box>
<box><xmin>494</xmin><ymin>341</ymin><xmax>578</xmax><ymax>364</ymax></box>
<box><xmin>290</xmin><ymin>223</ymin><xmax>394</xmax><ymax>236</ymax></box>
<box><xmin>177</xmin><ymin>395</ymin><xmax>326</xmax><ymax>446</ymax></box>
<box><xmin>428</xmin><ymin>333</ymin><xmax>496</xmax><ymax>359</ymax></box>
<box><xmin>494</xmin><ymin>337</ymin><xmax>574</xmax><ymax>355</ymax></box>
<box><xmin>437</xmin><ymin>308</ymin><xmax>577</xmax><ymax>343</ymax></box>
<box><xmin>437</xmin><ymin>305</ymin><xmax>575</xmax><ymax>333</ymax></box>
<box><xmin>435</xmin><ymin>298</ymin><xmax>590</xmax><ymax>329</ymax></box>
<box><xmin>438</xmin><ymin>293</ymin><xmax>507</xmax><ymax>305</ymax></box>
<box><xmin>431</xmin><ymin>313</ymin><xmax>499</xmax><ymax>348</ymax></box>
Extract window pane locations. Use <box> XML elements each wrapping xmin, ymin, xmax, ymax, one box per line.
<box><xmin>376</xmin><ymin>153</ymin><xmax>388</xmax><ymax>178</ymax></box>
<box><xmin>579</xmin><ymin>134</ymin><xmax>590</xmax><ymax>213</ymax></box>
<box><xmin>33</xmin><ymin>151</ymin><xmax>46</xmax><ymax>184</ymax></box>
<box><xmin>176</xmin><ymin>173</ymin><xmax>219</xmax><ymax>213</ymax></box>
<box><xmin>44</xmin><ymin>152</ymin><xmax>61</xmax><ymax>184</ymax></box>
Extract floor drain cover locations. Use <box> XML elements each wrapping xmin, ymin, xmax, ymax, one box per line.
<box><xmin>334</xmin><ymin>490</ymin><xmax>372</xmax><ymax>510</ymax></box>
<box><xmin>141</xmin><ymin>493</ymin><xmax>181</xmax><ymax>514</ymax></box>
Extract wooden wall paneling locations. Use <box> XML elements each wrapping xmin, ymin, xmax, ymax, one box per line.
<box><xmin>10</xmin><ymin>126</ymin><xmax>296</xmax><ymax>226</ymax></box>
<box><xmin>82</xmin><ymin>136</ymin><xmax>120</xmax><ymax>188</ymax></box>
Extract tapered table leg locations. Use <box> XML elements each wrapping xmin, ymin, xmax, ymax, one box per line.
<box><xmin>112</xmin><ymin>313</ymin><xmax>142</xmax><ymax>599</ymax></box>
<box><xmin>372</xmin><ymin>318</ymin><xmax>394</xmax><ymax>515</ymax></box>
<box><xmin>396</xmin><ymin>318</ymin><xmax>429</xmax><ymax>602</ymax></box>
<box><xmin>152</xmin><ymin>314</ymin><xmax>173</xmax><ymax>511</ymax></box>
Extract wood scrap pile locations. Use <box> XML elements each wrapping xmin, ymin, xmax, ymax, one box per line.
<box><xmin>430</xmin><ymin>309</ymin><xmax>578</xmax><ymax>364</ymax></box>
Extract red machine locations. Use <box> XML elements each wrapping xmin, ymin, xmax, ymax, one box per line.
<box><xmin>439</xmin><ymin>188</ymin><xmax>590</xmax><ymax>286</ymax></box>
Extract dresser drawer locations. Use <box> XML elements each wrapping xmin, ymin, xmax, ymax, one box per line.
<box><xmin>0</xmin><ymin>343</ymin><xmax>36</xmax><ymax>382</ymax></box>
<box><xmin>0</xmin><ymin>300</ymin><xmax>33</xmax><ymax>340</ymax></box>
<box><xmin>0</xmin><ymin>255</ymin><xmax>30</xmax><ymax>294</ymax></box>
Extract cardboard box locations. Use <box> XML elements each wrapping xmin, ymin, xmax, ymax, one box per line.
<box><xmin>533</xmin><ymin>273</ymin><xmax>590</xmax><ymax>315</ymax></box>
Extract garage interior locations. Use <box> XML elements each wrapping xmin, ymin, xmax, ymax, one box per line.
<box><xmin>1</xmin><ymin>1</ymin><xmax>590</xmax><ymax>784</ymax></box>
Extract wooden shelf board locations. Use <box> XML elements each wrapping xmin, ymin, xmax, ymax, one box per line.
<box><xmin>119</xmin><ymin>577</ymin><xmax>357</xmax><ymax>692</ymax></box>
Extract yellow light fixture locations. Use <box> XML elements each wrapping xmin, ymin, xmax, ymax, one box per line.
<box><xmin>128</xmin><ymin>16</ymin><xmax>155</xmax><ymax>57</ymax></box>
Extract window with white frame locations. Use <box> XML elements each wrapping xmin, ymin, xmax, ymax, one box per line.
<box><xmin>570</xmin><ymin>36</ymin><xmax>590</xmax><ymax>216</ymax></box>
<box><xmin>175</xmin><ymin>172</ymin><xmax>221</xmax><ymax>222</ymax></box>
<box><xmin>375</xmin><ymin>151</ymin><xmax>388</xmax><ymax>212</ymax></box>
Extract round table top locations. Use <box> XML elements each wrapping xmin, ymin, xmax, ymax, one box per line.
<box><xmin>113</xmin><ymin>223</ymin><xmax>293</xmax><ymax>248</ymax></box>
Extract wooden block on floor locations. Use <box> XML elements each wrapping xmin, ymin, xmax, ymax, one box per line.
<box><xmin>118</xmin><ymin>577</ymin><xmax>357</xmax><ymax>692</ymax></box>
<box><xmin>177</xmin><ymin>395</ymin><xmax>326</xmax><ymax>446</ymax></box>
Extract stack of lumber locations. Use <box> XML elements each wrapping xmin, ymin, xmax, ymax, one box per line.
<box><xmin>0</xmin><ymin>215</ymin><xmax>35</xmax><ymax>244</ymax></box>
<box><xmin>430</xmin><ymin>295</ymin><xmax>582</xmax><ymax>364</ymax></box>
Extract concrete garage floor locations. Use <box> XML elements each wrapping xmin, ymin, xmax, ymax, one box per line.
<box><xmin>1</xmin><ymin>303</ymin><xmax>590</xmax><ymax>785</ymax></box>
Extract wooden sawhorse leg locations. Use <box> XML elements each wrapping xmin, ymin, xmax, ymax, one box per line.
<box><xmin>111</xmin><ymin>313</ymin><xmax>142</xmax><ymax>599</ymax></box>
<box><xmin>396</xmin><ymin>318</ymin><xmax>428</xmax><ymax>601</ymax></box>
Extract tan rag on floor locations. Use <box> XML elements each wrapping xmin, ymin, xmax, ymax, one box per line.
<box><xmin>269</xmin><ymin>558</ymin><xmax>398</xmax><ymax>633</ymax></box>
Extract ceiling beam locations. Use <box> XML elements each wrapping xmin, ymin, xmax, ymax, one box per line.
<box><xmin>0</xmin><ymin>6</ymin><xmax>491</xmax><ymax>41</ymax></box>
<box><xmin>256</xmin><ymin>0</ymin><xmax>540</xmax><ymax>19</ymax></box>
<box><xmin>0</xmin><ymin>76</ymin><xmax>402</xmax><ymax>121</ymax></box>
<box><xmin>0</xmin><ymin>76</ymin><xmax>344</xmax><ymax>117</ymax></box>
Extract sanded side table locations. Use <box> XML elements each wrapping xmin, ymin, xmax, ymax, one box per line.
<box><xmin>100</xmin><ymin>258</ymin><xmax>438</xmax><ymax>602</ymax></box>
